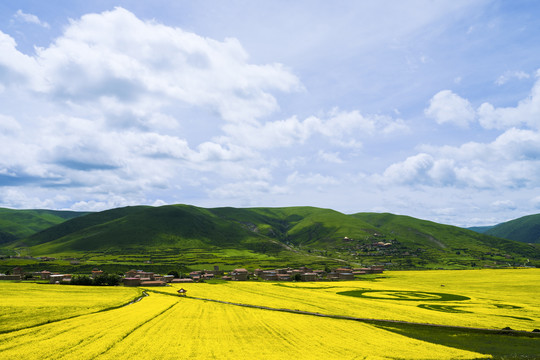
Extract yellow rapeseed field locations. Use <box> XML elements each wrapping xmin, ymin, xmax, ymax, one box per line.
<box><xmin>0</xmin><ymin>292</ymin><xmax>178</xmax><ymax>360</ymax></box>
<box><xmin>0</xmin><ymin>269</ymin><xmax>537</xmax><ymax>359</ymax></box>
<box><xmin>96</xmin><ymin>295</ymin><xmax>486</xmax><ymax>360</ymax></box>
<box><xmin>163</xmin><ymin>268</ymin><xmax>540</xmax><ymax>331</ymax></box>
<box><xmin>0</xmin><ymin>282</ymin><xmax>141</xmax><ymax>333</ymax></box>
<box><xmin>0</xmin><ymin>291</ymin><xmax>486</xmax><ymax>360</ymax></box>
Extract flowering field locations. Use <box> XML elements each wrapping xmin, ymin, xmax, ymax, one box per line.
<box><xmin>0</xmin><ymin>282</ymin><xmax>141</xmax><ymax>333</ymax></box>
<box><xmin>162</xmin><ymin>268</ymin><xmax>540</xmax><ymax>331</ymax></box>
<box><xmin>0</xmin><ymin>269</ymin><xmax>538</xmax><ymax>359</ymax></box>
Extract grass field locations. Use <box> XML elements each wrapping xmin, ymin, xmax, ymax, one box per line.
<box><xmin>0</xmin><ymin>269</ymin><xmax>538</xmax><ymax>359</ymax></box>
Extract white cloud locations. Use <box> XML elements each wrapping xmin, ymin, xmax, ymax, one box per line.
<box><xmin>495</xmin><ymin>70</ymin><xmax>530</xmax><ymax>85</ymax></box>
<box><xmin>4</xmin><ymin>7</ymin><xmax>301</xmax><ymax>124</ymax></box>
<box><xmin>13</xmin><ymin>10</ymin><xmax>50</xmax><ymax>28</ymax></box>
<box><xmin>0</xmin><ymin>114</ymin><xmax>21</xmax><ymax>134</ymax></box>
<box><xmin>381</xmin><ymin>153</ymin><xmax>434</xmax><ymax>185</ymax></box>
<box><xmin>425</xmin><ymin>90</ymin><xmax>475</xmax><ymax>127</ymax></box>
<box><xmin>478</xmin><ymin>78</ymin><xmax>540</xmax><ymax>130</ymax></box>
<box><xmin>286</xmin><ymin>171</ymin><xmax>340</xmax><ymax>186</ymax></box>
<box><xmin>0</xmin><ymin>188</ymin><xmax>55</xmax><ymax>209</ymax></box>
<box><xmin>491</xmin><ymin>200</ymin><xmax>517</xmax><ymax>210</ymax></box>
<box><xmin>222</xmin><ymin>109</ymin><xmax>406</xmax><ymax>150</ymax></box>
<box><xmin>382</xmin><ymin>128</ymin><xmax>540</xmax><ymax>189</ymax></box>
<box><xmin>531</xmin><ymin>196</ymin><xmax>540</xmax><ymax>209</ymax></box>
<box><xmin>318</xmin><ymin>151</ymin><xmax>344</xmax><ymax>164</ymax></box>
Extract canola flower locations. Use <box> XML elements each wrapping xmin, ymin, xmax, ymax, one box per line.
<box><xmin>97</xmin><ymin>295</ymin><xmax>487</xmax><ymax>360</ymax></box>
<box><xmin>0</xmin><ymin>282</ymin><xmax>140</xmax><ymax>333</ymax></box>
<box><xmin>0</xmin><ymin>269</ymin><xmax>537</xmax><ymax>359</ymax></box>
<box><xmin>162</xmin><ymin>268</ymin><xmax>540</xmax><ymax>331</ymax></box>
<box><xmin>0</xmin><ymin>292</ymin><xmax>177</xmax><ymax>360</ymax></box>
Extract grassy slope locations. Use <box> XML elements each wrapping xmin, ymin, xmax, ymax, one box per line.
<box><xmin>23</xmin><ymin>205</ymin><xmax>284</xmax><ymax>255</ymax></box>
<box><xmin>486</xmin><ymin>214</ymin><xmax>540</xmax><ymax>244</ymax></box>
<box><xmin>0</xmin><ymin>208</ymin><xmax>89</xmax><ymax>244</ymax></box>
<box><xmin>209</xmin><ymin>206</ymin><xmax>379</xmax><ymax>246</ymax></box>
<box><xmin>467</xmin><ymin>225</ymin><xmax>494</xmax><ymax>234</ymax></box>
<box><xmin>4</xmin><ymin>206</ymin><xmax>539</xmax><ymax>269</ymax></box>
<box><xmin>353</xmin><ymin>212</ymin><xmax>539</xmax><ymax>260</ymax></box>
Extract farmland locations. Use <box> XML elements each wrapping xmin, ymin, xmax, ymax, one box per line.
<box><xmin>0</xmin><ymin>269</ymin><xmax>538</xmax><ymax>359</ymax></box>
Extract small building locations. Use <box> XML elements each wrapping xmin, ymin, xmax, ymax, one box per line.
<box><xmin>91</xmin><ymin>269</ymin><xmax>104</xmax><ymax>278</ymax></box>
<box><xmin>231</xmin><ymin>268</ymin><xmax>248</xmax><ymax>281</ymax></box>
<box><xmin>123</xmin><ymin>277</ymin><xmax>142</xmax><ymax>287</ymax></box>
<box><xmin>0</xmin><ymin>275</ymin><xmax>22</xmax><ymax>280</ymax></box>
<box><xmin>327</xmin><ymin>272</ymin><xmax>340</xmax><ymax>281</ymax></box>
<box><xmin>353</xmin><ymin>271</ymin><xmax>367</xmax><ymax>276</ymax></box>
<box><xmin>177</xmin><ymin>288</ymin><xmax>187</xmax><ymax>296</ymax></box>
<box><xmin>338</xmin><ymin>272</ymin><xmax>354</xmax><ymax>280</ymax></box>
<box><xmin>140</xmin><ymin>280</ymin><xmax>166</xmax><ymax>287</ymax></box>
<box><xmin>171</xmin><ymin>278</ymin><xmax>194</xmax><ymax>283</ymax></box>
<box><xmin>162</xmin><ymin>275</ymin><xmax>174</xmax><ymax>283</ymax></box>
<box><xmin>40</xmin><ymin>270</ymin><xmax>52</xmax><ymax>280</ymax></box>
<box><xmin>49</xmin><ymin>274</ymin><xmax>66</xmax><ymax>284</ymax></box>
<box><xmin>12</xmin><ymin>267</ymin><xmax>24</xmax><ymax>278</ymax></box>
<box><xmin>276</xmin><ymin>274</ymin><xmax>291</xmax><ymax>281</ymax></box>
<box><xmin>260</xmin><ymin>271</ymin><xmax>277</xmax><ymax>281</ymax></box>
<box><xmin>300</xmin><ymin>273</ymin><xmax>318</xmax><ymax>282</ymax></box>
<box><xmin>254</xmin><ymin>269</ymin><xmax>264</xmax><ymax>277</ymax></box>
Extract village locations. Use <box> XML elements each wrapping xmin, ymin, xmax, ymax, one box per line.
<box><xmin>0</xmin><ymin>265</ymin><xmax>384</xmax><ymax>286</ymax></box>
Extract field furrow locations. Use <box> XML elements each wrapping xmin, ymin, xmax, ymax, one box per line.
<box><xmin>94</xmin><ymin>296</ymin><xmax>487</xmax><ymax>360</ymax></box>
<box><xmin>0</xmin><ymin>292</ymin><xmax>177</xmax><ymax>360</ymax></box>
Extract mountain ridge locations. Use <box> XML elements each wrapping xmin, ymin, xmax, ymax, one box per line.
<box><xmin>1</xmin><ymin>205</ymin><xmax>538</xmax><ymax>270</ymax></box>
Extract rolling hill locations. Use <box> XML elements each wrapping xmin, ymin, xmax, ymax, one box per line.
<box><xmin>484</xmin><ymin>213</ymin><xmax>540</xmax><ymax>244</ymax></box>
<box><xmin>2</xmin><ymin>205</ymin><xmax>538</xmax><ymax>271</ymax></box>
<box><xmin>0</xmin><ymin>208</ymin><xmax>89</xmax><ymax>244</ymax></box>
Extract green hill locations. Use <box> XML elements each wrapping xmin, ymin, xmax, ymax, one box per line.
<box><xmin>0</xmin><ymin>208</ymin><xmax>89</xmax><ymax>244</ymax></box>
<box><xmin>20</xmin><ymin>205</ymin><xmax>285</xmax><ymax>254</ymax></box>
<box><xmin>485</xmin><ymin>214</ymin><xmax>540</xmax><ymax>244</ymax></box>
<box><xmin>354</xmin><ymin>213</ymin><xmax>537</xmax><ymax>257</ymax></box>
<box><xmin>2</xmin><ymin>205</ymin><xmax>538</xmax><ymax>272</ymax></box>
<box><xmin>466</xmin><ymin>225</ymin><xmax>494</xmax><ymax>234</ymax></box>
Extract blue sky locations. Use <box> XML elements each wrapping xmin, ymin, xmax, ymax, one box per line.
<box><xmin>1</xmin><ymin>1</ymin><xmax>540</xmax><ymax>226</ymax></box>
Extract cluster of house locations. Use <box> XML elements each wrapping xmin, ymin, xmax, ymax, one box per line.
<box><xmin>186</xmin><ymin>265</ymin><xmax>384</xmax><ymax>282</ymax></box>
<box><xmin>0</xmin><ymin>264</ymin><xmax>384</xmax><ymax>286</ymax></box>
<box><xmin>0</xmin><ymin>267</ymin><xmax>69</xmax><ymax>283</ymax></box>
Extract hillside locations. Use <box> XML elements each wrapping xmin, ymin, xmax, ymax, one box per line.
<box><xmin>2</xmin><ymin>205</ymin><xmax>538</xmax><ymax>272</ymax></box>
<box><xmin>0</xmin><ymin>208</ymin><xmax>89</xmax><ymax>244</ymax></box>
<box><xmin>352</xmin><ymin>212</ymin><xmax>539</xmax><ymax>267</ymax></box>
<box><xmin>18</xmin><ymin>205</ymin><xmax>285</xmax><ymax>255</ymax></box>
<box><xmin>485</xmin><ymin>213</ymin><xmax>540</xmax><ymax>244</ymax></box>
<box><xmin>466</xmin><ymin>225</ymin><xmax>493</xmax><ymax>234</ymax></box>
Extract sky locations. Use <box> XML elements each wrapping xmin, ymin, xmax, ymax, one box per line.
<box><xmin>1</xmin><ymin>1</ymin><xmax>540</xmax><ymax>226</ymax></box>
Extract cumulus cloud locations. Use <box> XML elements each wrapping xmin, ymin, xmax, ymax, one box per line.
<box><xmin>426</xmin><ymin>72</ymin><xmax>540</xmax><ymax>130</ymax></box>
<box><xmin>381</xmin><ymin>128</ymin><xmax>540</xmax><ymax>189</ymax></box>
<box><xmin>478</xmin><ymin>73</ymin><xmax>540</xmax><ymax>130</ymax></box>
<box><xmin>13</xmin><ymin>10</ymin><xmax>50</xmax><ymax>28</ymax></box>
<box><xmin>382</xmin><ymin>153</ymin><xmax>434</xmax><ymax>185</ymax></box>
<box><xmin>3</xmin><ymin>7</ymin><xmax>301</xmax><ymax>124</ymax></box>
<box><xmin>425</xmin><ymin>90</ymin><xmax>475</xmax><ymax>127</ymax></box>
<box><xmin>222</xmin><ymin>109</ymin><xmax>407</xmax><ymax>150</ymax></box>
